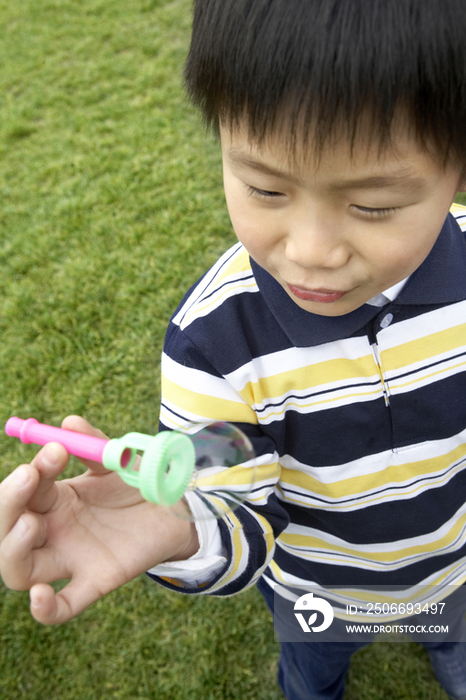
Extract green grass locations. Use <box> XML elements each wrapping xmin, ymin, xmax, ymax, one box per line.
<box><xmin>0</xmin><ymin>1</ymin><xmax>464</xmax><ymax>698</ymax></box>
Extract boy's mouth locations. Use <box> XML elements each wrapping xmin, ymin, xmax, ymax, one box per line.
<box><xmin>287</xmin><ymin>285</ymin><xmax>349</xmax><ymax>303</ymax></box>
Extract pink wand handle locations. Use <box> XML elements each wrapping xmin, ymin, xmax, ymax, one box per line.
<box><xmin>5</xmin><ymin>417</ymin><xmax>109</xmax><ymax>463</ymax></box>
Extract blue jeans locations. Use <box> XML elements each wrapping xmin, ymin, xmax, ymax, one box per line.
<box><xmin>257</xmin><ymin>577</ymin><xmax>466</xmax><ymax>700</ymax></box>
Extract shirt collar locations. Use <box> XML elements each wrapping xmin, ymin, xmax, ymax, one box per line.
<box><xmin>366</xmin><ymin>277</ymin><xmax>410</xmax><ymax>307</ymax></box>
<box><xmin>251</xmin><ymin>213</ymin><xmax>466</xmax><ymax>348</ymax></box>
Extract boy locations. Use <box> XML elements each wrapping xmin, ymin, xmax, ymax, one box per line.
<box><xmin>2</xmin><ymin>0</ymin><xmax>466</xmax><ymax>698</ymax></box>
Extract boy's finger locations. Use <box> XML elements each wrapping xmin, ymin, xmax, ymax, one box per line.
<box><xmin>30</xmin><ymin>579</ymin><xmax>103</xmax><ymax>625</ymax></box>
<box><xmin>0</xmin><ymin>464</ymin><xmax>40</xmax><ymax>541</ymax></box>
<box><xmin>61</xmin><ymin>415</ymin><xmax>109</xmax><ymax>441</ymax></box>
<box><xmin>0</xmin><ymin>512</ymin><xmax>47</xmax><ymax>590</ymax></box>
<box><xmin>60</xmin><ymin>415</ymin><xmax>111</xmax><ymax>474</ymax></box>
<box><xmin>27</xmin><ymin>442</ymin><xmax>70</xmax><ymax>514</ymax></box>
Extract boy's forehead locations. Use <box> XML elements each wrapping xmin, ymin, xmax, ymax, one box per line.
<box><xmin>219</xmin><ymin>119</ymin><xmax>442</xmax><ymax>190</ymax></box>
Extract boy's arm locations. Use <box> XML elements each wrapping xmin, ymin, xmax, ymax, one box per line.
<box><xmin>0</xmin><ymin>416</ymin><xmax>199</xmax><ymax>625</ymax></box>
<box><xmin>149</xmin><ymin>323</ymin><xmax>289</xmax><ymax>597</ymax></box>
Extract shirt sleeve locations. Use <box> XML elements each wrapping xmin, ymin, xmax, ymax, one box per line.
<box><xmin>147</xmin><ymin>492</ymin><xmax>227</xmax><ymax>588</ymax></box>
<box><xmin>147</xmin><ymin>319</ymin><xmax>289</xmax><ymax>596</ymax></box>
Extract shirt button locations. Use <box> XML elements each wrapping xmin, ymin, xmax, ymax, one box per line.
<box><xmin>380</xmin><ymin>313</ymin><xmax>394</xmax><ymax>329</ymax></box>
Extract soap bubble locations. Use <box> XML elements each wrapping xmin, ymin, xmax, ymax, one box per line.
<box><xmin>165</xmin><ymin>422</ymin><xmax>257</xmax><ymax>521</ymax></box>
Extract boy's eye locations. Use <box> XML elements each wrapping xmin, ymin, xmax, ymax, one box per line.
<box><xmin>247</xmin><ymin>185</ymin><xmax>283</xmax><ymax>199</ymax></box>
<box><xmin>353</xmin><ymin>205</ymin><xmax>398</xmax><ymax>218</ymax></box>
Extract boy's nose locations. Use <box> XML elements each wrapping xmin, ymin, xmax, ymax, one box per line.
<box><xmin>285</xmin><ymin>217</ymin><xmax>350</xmax><ymax>270</ymax></box>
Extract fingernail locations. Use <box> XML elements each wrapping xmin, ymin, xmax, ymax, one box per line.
<box><xmin>30</xmin><ymin>595</ymin><xmax>41</xmax><ymax>609</ymax></box>
<box><xmin>12</xmin><ymin>466</ymin><xmax>30</xmax><ymax>487</ymax></box>
<box><xmin>42</xmin><ymin>443</ymin><xmax>61</xmax><ymax>467</ymax></box>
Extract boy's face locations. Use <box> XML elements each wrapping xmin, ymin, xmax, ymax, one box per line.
<box><xmin>221</xmin><ymin>122</ymin><xmax>465</xmax><ymax>317</ymax></box>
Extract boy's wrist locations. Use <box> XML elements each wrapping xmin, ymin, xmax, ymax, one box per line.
<box><xmin>165</xmin><ymin>521</ymin><xmax>200</xmax><ymax>562</ymax></box>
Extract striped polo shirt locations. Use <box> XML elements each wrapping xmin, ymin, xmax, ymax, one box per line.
<box><xmin>150</xmin><ymin>204</ymin><xmax>466</xmax><ymax>616</ymax></box>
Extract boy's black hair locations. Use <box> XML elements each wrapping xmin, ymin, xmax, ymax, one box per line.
<box><xmin>184</xmin><ymin>0</ymin><xmax>466</xmax><ymax>168</ymax></box>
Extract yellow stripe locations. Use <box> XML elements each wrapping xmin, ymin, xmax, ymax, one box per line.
<box><xmin>216</xmin><ymin>247</ymin><xmax>252</xmax><ymax>284</ymax></box>
<box><xmin>217</xmin><ymin>510</ymin><xmax>275</xmax><ymax>588</ymax></box>
<box><xmin>220</xmin><ymin>512</ymin><xmax>245</xmax><ymax>585</ymax></box>
<box><xmin>279</xmin><ymin>513</ymin><xmax>466</xmax><ymax>563</ymax></box>
<box><xmin>183</xmin><ymin>280</ymin><xmax>258</xmax><ymax>327</ymax></box>
<box><xmin>239</xmin><ymin>354</ymin><xmax>377</xmax><ymax>404</ymax></box>
<box><xmin>250</xmin><ymin>510</ymin><xmax>277</xmax><ymax>557</ymax></box>
<box><xmin>270</xmin><ymin>558</ymin><xmax>287</xmax><ymax>583</ymax></box>
<box><xmin>279</xmin><ymin>443</ymin><xmax>466</xmax><ymax>501</ymax></box>
<box><xmin>159</xmin><ymin>412</ymin><xmax>189</xmax><ymax>432</ymax></box>
<box><xmin>197</xmin><ymin>462</ymin><xmax>281</xmax><ymax>515</ymax></box>
<box><xmin>197</xmin><ymin>465</ymin><xmax>257</xmax><ymax>489</ymax></box>
<box><xmin>255</xmin><ymin>387</ymin><xmax>382</xmax><ymax>422</ymax></box>
<box><xmin>162</xmin><ymin>376</ymin><xmax>258</xmax><ymax>424</ymax></box>
<box><xmin>382</xmin><ymin>324</ymin><xmax>466</xmax><ymax>372</ymax></box>
<box><xmin>451</xmin><ymin>202</ymin><xmax>466</xmax><ymax>228</ymax></box>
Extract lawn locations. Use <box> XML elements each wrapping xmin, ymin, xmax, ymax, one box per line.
<box><xmin>0</xmin><ymin>1</ymin><xmax>463</xmax><ymax>698</ymax></box>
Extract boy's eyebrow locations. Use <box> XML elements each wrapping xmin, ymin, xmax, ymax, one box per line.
<box><xmin>226</xmin><ymin>150</ymin><xmax>305</xmax><ymax>185</ymax></box>
<box><xmin>226</xmin><ymin>150</ymin><xmax>427</xmax><ymax>194</ymax></box>
<box><xmin>330</xmin><ymin>174</ymin><xmax>427</xmax><ymax>195</ymax></box>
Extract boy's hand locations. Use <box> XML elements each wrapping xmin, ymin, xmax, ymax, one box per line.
<box><xmin>0</xmin><ymin>416</ymin><xmax>199</xmax><ymax>625</ymax></box>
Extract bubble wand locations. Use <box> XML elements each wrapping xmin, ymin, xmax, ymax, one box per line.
<box><xmin>5</xmin><ymin>417</ymin><xmax>256</xmax><ymax>521</ymax></box>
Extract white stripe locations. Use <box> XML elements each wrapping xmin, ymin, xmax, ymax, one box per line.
<box><xmin>162</xmin><ymin>353</ymin><xmax>247</xmax><ymax>404</ymax></box>
<box><xmin>451</xmin><ymin>204</ymin><xmax>466</xmax><ymax>231</ymax></box>
<box><xmin>172</xmin><ymin>243</ymin><xmax>244</xmax><ymax>327</ymax></box>
<box><xmin>172</xmin><ymin>243</ymin><xmax>259</xmax><ymax>330</ymax></box>
<box><xmin>378</xmin><ymin>300</ymin><xmax>466</xmax><ymax>350</ymax></box>
<box><xmin>224</xmin><ymin>335</ymin><xmax>374</xmax><ymax>388</ymax></box>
